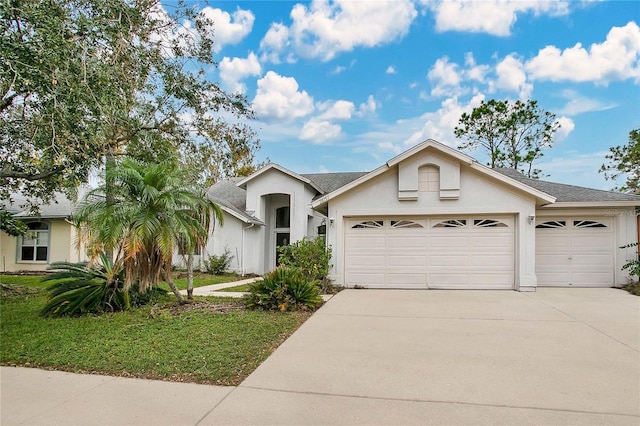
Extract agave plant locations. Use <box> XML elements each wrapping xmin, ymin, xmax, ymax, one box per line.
<box><xmin>40</xmin><ymin>254</ymin><xmax>131</xmax><ymax>317</ymax></box>
<box><xmin>244</xmin><ymin>267</ymin><xmax>323</xmax><ymax>312</ymax></box>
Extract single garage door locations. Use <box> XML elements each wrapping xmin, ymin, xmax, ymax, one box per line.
<box><xmin>344</xmin><ymin>215</ymin><xmax>514</xmax><ymax>289</ymax></box>
<box><xmin>535</xmin><ymin>217</ymin><xmax>614</xmax><ymax>287</ymax></box>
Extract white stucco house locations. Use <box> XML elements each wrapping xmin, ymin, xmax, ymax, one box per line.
<box><xmin>3</xmin><ymin>140</ymin><xmax>639</xmax><ymax>291</ymax></box>
<box><xmin>204</xmin><ymin>140</ymin><xmax>640</xmax><ymax>291</ymax></box>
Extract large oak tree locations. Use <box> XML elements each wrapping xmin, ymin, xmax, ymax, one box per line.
<box><xmin>1</xmin><ymin>0</ymin><xmax>260</xmax><ymax>205</ymax></box>
<box><xmin>600</xmin><ymin>128</ymin><xmax>640</xmax><ymax>194</ymax></box>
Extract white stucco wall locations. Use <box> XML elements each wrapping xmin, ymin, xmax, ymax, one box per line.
<box><xmin>325</xmin><ymin>155</ymin><xmax>538</xmax><ymax>290</ymax></box>
<box><xmin>1</xmin><ymin>219</ymin><xmax>86</xmax><ymax>273</ymax></box>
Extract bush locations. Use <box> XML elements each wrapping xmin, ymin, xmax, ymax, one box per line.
<box><xmin>621</xmin><ymin>242</ymin><xmax>640</xmax><ymax>280</ymax></box>
<box><xmin>277</xmin><ymin>237</ymin><xmax>333</xmax><ymax>291</ymax></box>
<box><xmin>205</xmin><ymin>247</ymin><xmax>234</xmax><ymax>275</ymax></box>
<box><xmin>40</xmin><ymin>257</ymin><xmax>131</xmax><ymax>317</ymax></box>
<box><xmin>244</xmin><ymin>267</ymin><xmax>322</xmax><ymax>312</ymax></box>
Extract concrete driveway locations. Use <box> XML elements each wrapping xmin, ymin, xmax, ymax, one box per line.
<box><xmin>2</xmin><ymin>288</ymin><xmax>639</xmax><ymax>425</ymax></box>
<box><xmin>204</xmin><ymin>288</ymin><xmax>640</xmax><ymax>425</ymax></box>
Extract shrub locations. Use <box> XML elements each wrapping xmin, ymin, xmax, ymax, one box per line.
<box><xmin>244</xmin><ymin>267</ymin><xmax>322</xmax><ymax>312</ymax></box>
<box><xmin>277</xmin><ymin>237</ymin><xmax>333</xmax><ymax>288</ymax></box>
<box><xmin>621</xmin><ymin>242</ymin><xmax>640</xmax><ymax>280</ymax></box>
<box><xmin>205</xmin><ymin>247</ymin><xmax>234</xmax><ymax>275</ymax></box>
<box><xmin>41</xmin><ymin>256</ymin><xmax>130</xmax><ymax>317</ymax></box>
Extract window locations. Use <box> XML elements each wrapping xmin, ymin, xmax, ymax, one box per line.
<box><xmin>536</xmin><ymin>220</ymin><xmax>566</xmax><ymax>229</ymax></box>
<box><xmin>390</xmin><ymin>220</ymin><xmax>423</xmax><ymax>229</ymax></box>
<box><xmin>433</xmin><ymin>219</ymin><xmax>466</xmax><ymax>228</ymax></box>
<box><xmin>474</xmin><ymin>219</ymin><xmax>508</xmax><ymax>228</ymax></box>
<box><xmin>19</xmin><ymin>222</ymin><xmax>49</xmax><ymax>262</ymax></box>
<box><xmin>275</xmin><ymin>206</ymin><xmax>290</xmax><ymax>228</ymax></box>
<box><xmin>574</xmin><ymin>220</ymin><xmax>606</xmax><ymax>228</ymax></box>
<box><xmin>418</xmin><ymin>165</ymin><xmax>439</xmax><ymax>192</ymax></box>
<box><xmin>351</xmin><ymin>220</ymin><xmax>383</xmax><ymax>229</ymax></box>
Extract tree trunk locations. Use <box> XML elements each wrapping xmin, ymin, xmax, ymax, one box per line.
<box><xmin>186</xmin><ymin>253</ymin><xmax>194</xmax><ymax>301</ymax></box>
<box><xmin>165</xmin><ymin>275</ymin><xmax>185</xmax><ymax>304</ymax></box>
<box><xmin>104</xmin><ymin>149</ymin><xmax>116</xmax><ymax>264</ymax></box>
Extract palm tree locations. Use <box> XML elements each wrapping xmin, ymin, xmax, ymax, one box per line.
<box><xmin>74</xmin><ymin>158</ymin><xmax>223</xmax><ymax>304</ymax></box>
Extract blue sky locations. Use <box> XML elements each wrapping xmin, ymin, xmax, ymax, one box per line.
<box><xmin>183</xmin><ymin>0</ymin><xmax>639</xmax><ymax>190</ymax></box>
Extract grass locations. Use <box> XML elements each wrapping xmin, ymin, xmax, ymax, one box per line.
<box><xmin>622</xmin><ymin>281</ymin><xmax>640</xmax><ymax>296</ymax></box>
<box><xmin>0</xmin><ymin>281</ymin><xmax>310</xmax><ymax>385</ymax></box>
<box><xmin>217</xmin><ymin>283</ymin><xmax>252</xmax><ymax>292</ymax></box>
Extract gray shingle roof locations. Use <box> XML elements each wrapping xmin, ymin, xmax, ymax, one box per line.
<box><xmin>301</xmin><ymin>172</ymin><xmax>368</xmax><ymax>194</ymax></box>
<box><xmin>2</xmin><ymin>193</ymin><xmax>74</xmax><ymax>218</ymax></box>
<box><xmin>496</xmin><ymin>168</ymin><xmax>640</xmax><ymax>203</ymax></box>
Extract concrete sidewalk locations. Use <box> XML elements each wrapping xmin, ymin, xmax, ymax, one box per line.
<box><xmin>178</xmin><ymin>276</ymin><xmax>261</xmax><ymax>298</ymax></box>
<box><xmin>2</xmin><ymin>288</ymin><xmax>639</xmax><ymax>425</ymax></box>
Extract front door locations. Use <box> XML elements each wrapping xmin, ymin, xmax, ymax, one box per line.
<box><xmin>275</xmin><ymin>232</ymin><xmax>290</xmax><ymax>266</ymax></box>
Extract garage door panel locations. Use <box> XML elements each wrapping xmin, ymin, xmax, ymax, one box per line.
<box><xmin>469</xmin><ymin>235</ymin><xmax>513</xmax><ymax>248</ymax></box>
<box><xmin>346</xmin><ymin>273</ymin><xmax>385</xmax><ymax>286</ymax></box>
<box><xmin>470</xmin><ymin>254</ymin><xmax>513</xmax><ymax>267</ymax></box>
<box><xmin>429</xmin><ymin>236</ymin><xmax>470</xmax><ymax>249</ymax></box>
<box><xmin>536</xmin><ymin>217</ymin><xmax>614</xmax><ymax>287</ymax></box>
<box><xmin>429</xmin><ymin>254</ymin><xmax>469</xmax><ymax>267</ymax></box>
<box><xmin>346</xmin><ymin>236</ymin><xmax>386</xmax><ymax>251</ymax></box>
<box><xmin>346</xmin><ymin>255</ymin><xmax>386</xmax><ymax>267</ymax></box>
<box><xmin>387</xmin><ymin>274</ymin><xmax>426</xmax><ymax>287</ymax></box>
<box><xmin>388</xmin><ymin>255</ymin><xmax>427</xmax><ymax>267</ymax></box>
<box><xmin>387</xmin><ymin>237</ymin><xmax>427</xmax><ymax>249</ymax></box>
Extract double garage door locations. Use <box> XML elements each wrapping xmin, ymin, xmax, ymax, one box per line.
<box><xmin>344</xmin><ymin>215</ymin><xmax>615</xmax><ymax>289</ymax></box>
<box><xmin>344</xmin><ymin>215</ymin><xmax>515</xmax><ymax>289</ymax></box>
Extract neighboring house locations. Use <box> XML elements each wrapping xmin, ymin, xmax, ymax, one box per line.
<box><xmin>0</xmin><ymin>194</ymin><xmax>87</xmax><ymax>273</ymax></box>
<box><xmin>3</xmin><ymin>139</ymin><xmax>639</xmax><ymax>291</ymax></box>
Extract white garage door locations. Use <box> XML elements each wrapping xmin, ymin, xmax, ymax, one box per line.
<box><xmin>344</xmin><ymin>215</ymin><xmax>514</xmax><ymax>289</ymax></box>
<box><xmin>535</xmin><ymin>217</ymin><xmax>614</xmax><ymax>287</ymax></box>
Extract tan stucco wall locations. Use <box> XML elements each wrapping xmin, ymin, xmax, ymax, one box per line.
<box><xmin>1</xmin><ymin>219</ymin><xmax>85</xmax><ymax>273</ymax></box>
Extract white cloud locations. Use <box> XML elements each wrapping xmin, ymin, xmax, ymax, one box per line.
<box><xmin>260</xmin><ymin>0</ymin><xmax>417</xmax><ymax>62</ymax></box>
<box><xmin>331</xmin><ymin>65</ymin><xmax>347</xmax><ymax>75</ymax></box>
<box><xmin>464</xmin><ymin>53</ymin><xmax>490</xmax><ymax>83</ymax></box>
<box><xmin>557</xmin><ymin>90</ymin><xmax>617</xmax><ymax>116</ymax></box>
<box><xmin>318</xmin><ymin>100</ymin><xmax>355</xmax><ymax>120</ymax></box>
<box><xmin>554</xmin><ymin>116</ymin><xmax>575</xmax><ymax>141</ymax></box>
<box><xmin>219</xmin><ymin>52</ymin><xmax>262</xmax><ymax>94</ymax></box>
<box><xmin>200</xmin><ymin>7</ymin><xmax>255</xmax><ymax>52</ymax></box>
<box><xmin>252</xmin><ymin>71</ymin><xmax>315</xmax><ymax>121</ymax></box>
<box><xmin>259</xmin><ymin>23</ymin><xmax>290</xmax><ymax>63</ymax></box>
<box><xmin>404</xmin><ymin>94</ymin><xmax>485</xmax><ymax>147</ymax></box>
<box><xmin>491</xmin><ymin>54</ymin><xmax>533</xmax><ymax>99</ymax></box>
<box><xmin>526</xmin><ymin>22</ymin><xmax>640</xmax><ymax>84</ymax></box>
<box><xmin>386</xmin><ymin>66</ymin><xmax>397</xmax><ymax>74</ymax></box>
<box><xmin>359</xmin><ymin>95</ymin><xmax>378</xmax><ymax>116</ymax></box>
<box><xmin>428</xmin><ymin>0</ymin><xmax>570</xmax><ymax>36</ymax></box>
<box><xmin>427</xmin><ymin>57</ymin><xmax>463</xmax><ymax>97</ymax></box>
<box><xmin>377</xmin><ymin>141</ymin><xmax>402</xmax><ymax>154</ymax></box>
<box><xmin>299</xmin><ymin>119</ymin><xmax>342</xmax><ymax>143</ymax></box>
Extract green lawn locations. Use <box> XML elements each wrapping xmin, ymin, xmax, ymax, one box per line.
<box><xmin>0</xmin><ymin>281</ymin><xmax>309</xmax><ymax>385</ymax></box>
<box><xmin>217</xmin><ymin>283</ymin><xmax>252</xmax><ymax>292</ymax></box>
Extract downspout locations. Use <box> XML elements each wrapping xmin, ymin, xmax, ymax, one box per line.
<box><xmin>241</xmin><ymin>222</ymin><xmax>255</xmax><ymax>277</ymax></box>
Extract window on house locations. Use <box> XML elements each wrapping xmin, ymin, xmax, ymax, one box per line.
<box><xmin>19</xmin><ymin>221</ymin><xmax>50</xmax><ymax>262</ymax></box>
<box><xmin>433</xmin><ymin>219</ymin><xmax>467</xmax><ymax>228</ymax></box>
<box><xmin>574</xmin><ymin>220</ymin><xmax>607</xmax><ymax>228</ymax></box>
<box><xmin>351</xmin><ymin>220</ymin><xmax>384</xmax><ymax>229</ymax></box>
<box><xmin>536</xmin><ymin>221</ymin><xmax>566</xmax><ymax>229</ymax></box>
<box><xmin>390</xmin><ymin>220</ymin><xmax>423</xmax><ymax>228</ymax></box>
<box><xmin>275</xmin><ymin>206</ymin><xmax>290</xmax><ymax>228</ymax></box>
<box><xmin>418</xmin><ymin>165</ymin><xmax>439</xmax><ymax>192</ymax></box>
<box><xmin>473</xmin><ymin>219</ymin><xmax>508</xmax><ymax>228</ymax></box>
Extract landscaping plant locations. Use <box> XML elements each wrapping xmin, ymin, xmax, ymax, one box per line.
<box><xmin>277</xmin><ymin>237</ymin><xmax>335</xmax><ymax>293</ymax></box>
<box><xmin>205</xmin><ymin>247</ymin><xmax>234</xmax><ymax>275</ymax></box>
<box><xmin>245</xmin><ymin>267</ymin><xmax>322</xmax><ymax>312</ymax></box>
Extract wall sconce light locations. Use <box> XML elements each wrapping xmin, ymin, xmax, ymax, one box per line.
<box><xmin>528</xmin><ymin>213</ymin><xmax>535</xmax><ymax>224</ymax></box>
<box><xmin>329</xmin><ymin>217</ymin><xmax>335</xmax><ymax>226</ymax></box>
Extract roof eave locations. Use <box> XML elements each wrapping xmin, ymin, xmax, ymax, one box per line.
<box><xmin>386</xmin><ymin>139</ymin><xmax>475</xmax><ymax>168</ymax></box>
<box><xmin>219</xmin><ymin>205</ymin><xmax>264</xmax><ymax>225</ymax></box>
<box><xmin>539</xmin><ymin>201</ymin><xmax>640</xmax><ymax>208</ymax></box>
<box><xmin>311</xmin><ymin>163</ymin><xmax>389</xmax><ymax>210</ymax></box>
<box><xmin>237</xmin><ymin>163</ymin><xmax>323</xmax><ymax>194</ymax></box>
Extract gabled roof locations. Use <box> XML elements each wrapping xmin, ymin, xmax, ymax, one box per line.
<box><xmin>207</xmin><ymin>178</ymin><xmax>263</xmax><ymax>225</ymax></box>
<box><xmin>496</xmin><ymin>168</ymin><xmax>640</xmax><ymax>206</ymax></box>
<box><xmin>237</xmin><ymin>163</ymin><xmax>323</xmax><ymax>194</ymax></box>
<box><xmin>301</xmin><ymin>172</ymin><xmax>368</xmax><ymax>196</ymax></box>
<box><xmin>311</xmin><ymin>139</ymin><xmax>557</xmax><ymax>209</ymax></box>
<box><xmin>2</xmin><ymin>193</ymin><xmax>74</xmax><ymax>219</ymax></box>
